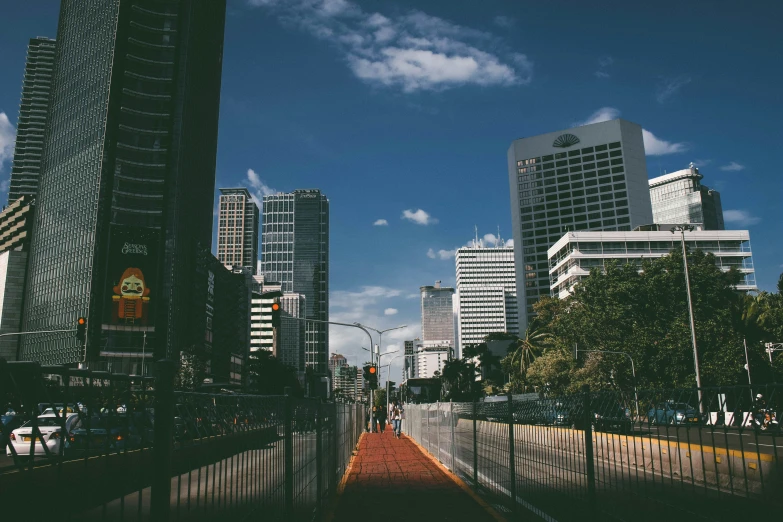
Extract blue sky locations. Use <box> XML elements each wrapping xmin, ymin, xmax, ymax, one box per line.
<box><xmin>0</xmin><ymin>0</ymin><xmax>781</xmax><ymax>381</ymax></box>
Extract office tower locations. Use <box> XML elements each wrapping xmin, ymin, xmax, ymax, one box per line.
<box><xmin>0</xmin><ymin>196</ymin><xmax>34</xmax><ymax>360</ymax></box>
<box><xmin>508</xmin><ymin>118</ymin><xmax>654</xmax><ymax>332</ymax></box>
<box><xmin>649</xmin><ymin>164</ymin><xmax>724</xmax><ymax>230</ymax></box>
<box><xmin>217</xmin><ymin>188</ymin><xmax>259</xmax><ymax>273</ymax></box>
<box><xmin>455</xmin><ymin>238</ymin><xmax>517</xmax><ymax>351</ymax></box>
<box><xmin>249</xmin><ymin>274</ymin><xmax>305</xmax><ymax>371</ymax></box>
<box><xmin>7</xmin><ymin>37</ymin><xmax>55</xmax><ymax>203</ymax></box>
<box><xmin>19</xmin><ymin>0</ymin><xmax>227</xmax><ymax>367</ymax></box>
<box><xmin>262</xmin><ymin>189</ymin><xmax>329</xmax><ymax>374</ymax></box>
<box><xmin>329</xmin><ymin>353</ymin><xmax>347</xmax><ymax>390</ymax></box>
<box><xmin>414</xmin><ymin>346</ymin><xmax>449</xmax><ymax>379</ymax></box>
<box><xmin>420</xmin><ymin>281</ymin><xmax>455</xmax><ymax>352</ymax></box>
<box><xmin>548</xmin><ymin>227</ymin><xmax>756</xmax><ymax>297</ymax></box>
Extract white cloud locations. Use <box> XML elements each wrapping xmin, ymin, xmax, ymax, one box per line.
<box><xmin>402</xmin><ymin>208</ymin><xmax>437</xmax><ymax>225</ymax></box>
<box><xmin>691</xmin><ymin>159</ymin><xmax>712</xmax><ymax>168</ymax></box>
<box><xmin>656</xmin><ymin>75</ymin><xmax>691</xmax><ymax>103</ymax></box>
<box><xmin>576</xmin><ymin>108</ymin><xmax>687</xmax><ymax>156</ymax></box>
<box><xmin>384</xmin><ymin>308</ymin><xmax>398</xmax><ymax>315</ymax></box>
<box><xmin>428</xmin><ymin>248</ymin><xmax>456</xmax><ymax>260</ymax></box>
<box><xmin>595</xmin><ymin>55</ymin><xmax>613</xmax><ymax>78</ymax></box>
<box><xmin>0</xmin><ymin>112</ymin><xmax>16</xmax><ymax>172</ymax></box>
<box><xmin>723</xmin><ymin>210</ymin><xmax>760</xmax><ymax>226</ymax></box>
<box><xmin>246</xmin><ymin>168</ymin><xmax>277</xmax><ymax>206</ymax></box>
<box><xmin>575</xmin><ymin>107</ymin><xmax>620</xmax><ymax>126</ymax></box>
<box><xmin>642</xmin><ymin>129</ymin><xmax>687</xmax><ymax>156</ymax></box>
<box><xmin>505</xmin><ymin>238</ymin><xmax>514</xmax><ymax>248</ymax></box>
<box><xmin>720</xmin><ymin>161</ymin><xmax>745</xmax><ymax>172</ymax></box>
<box><xmin>493</xmin><ymin>15</ymin><xmax>515</xmax><ymax>28</ymax></box>
<box><xmin>248</xmin><ymin>1</ymin><xmax>532</xmax><ymax>92</ymax></box>
<box><xmin>373</xmin><ymin>218</ymin><xmax>389</xmax><ymax>226</ymax></box>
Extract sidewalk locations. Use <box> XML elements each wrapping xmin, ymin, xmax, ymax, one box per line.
<box><xmin>329</xmin><ymin>428</ymin><xmax>502</xmax><ymax>522</ymax></box>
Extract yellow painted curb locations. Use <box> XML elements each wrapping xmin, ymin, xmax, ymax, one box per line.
<box><xmin>406</xmin><ymin>435</ymin><xmax>508</xmax><ymax>522</ymax></box>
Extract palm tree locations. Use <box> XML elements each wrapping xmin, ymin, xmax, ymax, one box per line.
<box><xmin>507</xmin><ymin>327</ymin><xmax>552</xmax><ymax>377</ymax></box>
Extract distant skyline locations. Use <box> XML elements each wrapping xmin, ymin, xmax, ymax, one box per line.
<box><xmin>0</xmin><ymin>1</ymin><xmax>780</xmax><ymax>381</ymax></box>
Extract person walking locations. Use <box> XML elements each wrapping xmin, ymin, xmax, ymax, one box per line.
<box><xmin>390</xmin><ymin>400</ymin><xmax>403</xmax><ymax>438</ymax></box>
<box><xmin>377</xmin><ymin>403</ymin><xmax>388</xmax><ymax>433</ymax></box>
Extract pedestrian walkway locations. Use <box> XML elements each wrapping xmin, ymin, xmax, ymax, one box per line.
<box><xmin>329</xmin><ymin>428</ymin><xmax>502</xmax><ymax>522</ymax></box>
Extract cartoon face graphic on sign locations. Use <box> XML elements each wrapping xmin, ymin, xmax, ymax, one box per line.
<box><xmin>111</xmin><ymin>267</ymin><xmax>151</xmax><ymax>325</ymax></box>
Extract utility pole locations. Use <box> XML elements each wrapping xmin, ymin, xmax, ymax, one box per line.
<box><xmin>672</xmin><ymin>225</ymin><xmax>704</xmax><ymax>414</ymax></box>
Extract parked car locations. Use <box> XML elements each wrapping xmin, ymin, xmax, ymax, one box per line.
<box><xmin>66</xmin><ymin>415</ymin><xmax>142</xmax><ymax>455</ymax></box>
<box><xmin>648</xmin><ymin>402</ymin><xmax>700</xmax><ymax>426</ymax></box>
<box><xmin>6</xmin><ymin>413</ymin><xmax>81</xmax><ymax>458</ymax></box>
<box><xmin>593</xmin><ymin>403</ymin><xmax>632</xmax><ymax>434</ymax></box>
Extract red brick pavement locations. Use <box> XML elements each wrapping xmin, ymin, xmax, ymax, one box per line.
<box><xmin>330</xmin><ymin>429</ymin><xmax>500</xmax><ymax>522</ymax></box>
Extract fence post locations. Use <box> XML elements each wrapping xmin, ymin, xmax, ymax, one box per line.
<box><xmin>449</xmin><ymin>400</ymin><xmax>455</xmax><ymax>472</ymax></box>
<box><xmin>507</xmin><ymin>393</ymin><xmax>517</xmax><ymax>514</ymax></box>
<box><xmin>284</xmin><ymin>387</ymin><xmax>294</xmax><ymax>515</ymax></box>
<box><xmin>436</xmin><ymin>401</ymin><xmax>441</xmax><ymax>461</ymax></box>
<box><xmin>151</xmin><ymin>359</ymin><xmax>175</xmax><ymax>522</ymax></box>
<box><xmin>315</xmin><ymin>401</ymin><xmax>323</xmax><ymax>517</ymax></box>
<box><xmin>582</xmin><ymin>384</ymin><xmax>597</xmax><ymax>516</ymax></box>
<box><xmin>426</xmin><ymin>404</ymin><xmax>430</xmax><ymax>453</ymax></box>
<box><xmin>472</xmin><ymin>397</ymin><xmax>478</xmax><ymax>485</ymax></box>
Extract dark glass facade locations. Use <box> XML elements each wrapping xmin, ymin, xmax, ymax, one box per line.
<box><xmin>19</xmin><ymin>0</ymin><xmax>226</xmax><ymax>369</ymax></box>
<box><xmin>262</xmin><ymin>190</ymin><xmax>329</xmax><ymax>375</ymax></box>
<box><xmin>8</xmin><ymin>37</ymin><xmax>56</xmax><ymax>203</ymax></box>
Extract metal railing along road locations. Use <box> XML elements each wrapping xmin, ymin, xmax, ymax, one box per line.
<box><xmin>404</xmin><ymin>384</ymin><xmax>783</xmax><ymax>521</ymax></box>
<box><xmin>0</xmin><ymin>358</ymin><xmax>364</xmax><ymax>521</ymax></box>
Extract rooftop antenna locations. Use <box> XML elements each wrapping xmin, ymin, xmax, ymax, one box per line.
<box><xmin>474</xmin><ymin>225</ymin><xmax>479</xmax><ymax>248</ymax></box>
<box><xmin>496</xmin><ymin>225</ymin><xmax>501</xmax><ymax>248</ymax></box>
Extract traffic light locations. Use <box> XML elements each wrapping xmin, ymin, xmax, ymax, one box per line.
<box><xmin>76</xmin><ymin>317</ymin><xmax>87</xmax><ymax>343</ymax></box>
<box><xmin>271</xmin><ymin>302</ymin><xmax>281</xmax><ymax>327</ymax></box>
<box><xmin>368</xmin><ymin>364</ymin><xmax>378</xmax><ymax>390</ymax></box>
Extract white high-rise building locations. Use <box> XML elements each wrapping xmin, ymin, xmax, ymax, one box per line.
<box><xmin>249</xmin><ymin>274</ymin><xmax>305</xmax><ymax>371</ymax></box>
<box><xmin>649</xmin><ymin>164</ymin><xmax>724</xmax><ymax>230</ymax></box>
<box><xmin>414</xmin><ymin>346</ymin><xmax>449</xmax><ymax>379</ymax></box>
<box><xmin>508</xmin><ymin>118</ymin><xmax>654</xmax><ymax>332</ymax></box>
<box><xmin>420</xmin><ymin>281</ymin><xmax>455</xmax><ymax>351</ymax></box>
<box><xmin>456</xmin><ymin>238</ymin><xmax>517</xmax><ymax>352</ymax></box>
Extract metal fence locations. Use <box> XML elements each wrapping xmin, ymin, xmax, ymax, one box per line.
<box><xmin>404</xmin><ymin>383</ymin><xmax>783</xmax><ymax>521</ymax></box>
<box><xmin>0</xmin><ymin>359</ymin><xmax>363</xmax><ymax>521</ymax></box>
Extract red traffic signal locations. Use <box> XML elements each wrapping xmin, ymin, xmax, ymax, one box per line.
<box><xmin>271</xmin><ymin>301</ymin><xmax>281</xmax><ymax>327</ymax></box>
<box><xmin>76</xmin><ymin>317</ymin><xmax>87</xmax><ymax>343</ymax></box>
<box><xmin>369</xmin><ymin>366</ymin><xmax>376</xmax><ymax>374</ymax></box>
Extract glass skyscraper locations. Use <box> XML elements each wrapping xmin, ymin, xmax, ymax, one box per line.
<box><xmin>19</xmin><ymin>0</ymin><xmax>227</xmax><ymax>368</ymax></box>
<box><xmin>420</xmin><ymin>281</ymin><xmax>455</xmax><ymax>350</ymax></box>
<box><xmin>648</xmin><ymin>164</ymin><xmax>724</xmax><ymax>230</ymax></box>
<box><xmin>261</xmin><ymin>189</ymin><xmax>329</xmax><ymax>375</ymax></box>
<box><xmin>508</xmin><ymin>119</ymin><xmax>654</xmax><ymax>332</ymax></box>
<box><xmin>217</xmin><ymin>188</ymin><xmax>259</xmax><ymax>274</ymax></box>
<box><xmin>8</xmin><ymin>37</ymin><xmax>56</xmax><ymax>203</ymax></box>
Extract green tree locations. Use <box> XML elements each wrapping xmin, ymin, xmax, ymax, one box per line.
<box><xmin>373</xmin><ymin>388</ymin><xmax>387</xmax><ymax>408</ymax></box>
<box><xmin>245</xmin><ymin>350</ymin><xmax>302</xmax><ymax>395</ymax></box>
<box><xmin>501</xmin><ymin>327</ymin><xmax>552</xmax><ymax>389</ymax></box>
<box><xmin>440</xmin><ymin>358</ymin><xmax>482</xmax><ymax>401</ymax></box>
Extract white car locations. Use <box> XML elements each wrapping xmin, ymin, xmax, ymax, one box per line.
<box><xmin>7</xmin><ymin>413</ymin><xmax>80</xmax><ymax>458</ymax></box>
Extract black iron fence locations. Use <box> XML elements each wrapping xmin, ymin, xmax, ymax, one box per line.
<box><xmin>0</xmin><ymin>359</ymin><xmax>363</xmax><ymax>521</ymax></box>
<box><xmin>404</xmin><ymin>383</ymin><xmax>783</xmax><ymax>521</ymax></box>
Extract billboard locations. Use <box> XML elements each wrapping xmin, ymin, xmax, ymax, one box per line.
<box><xmin>103</xmin><ymin>226</ymin><xmax>160</xmax><ymax>328</ymax></box>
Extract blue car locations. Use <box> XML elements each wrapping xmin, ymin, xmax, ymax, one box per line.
<box><xmin>648</xmin><ymin>402</ymin><xmax>701</xmax><ymax>426</ymax></box>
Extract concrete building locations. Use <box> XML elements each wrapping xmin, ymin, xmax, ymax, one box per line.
<box><xmin>19</xmin><ymin>1</ymin><xmax>227</xmax><ymax>366</ymax></box>
<box><xmin>249</xmin><ymin>274</ymin><xmax>305</xmax><ymax>371</ymax></box>
<box><xmin>649</xmin><ymin>164</ymin><xmax>724</xmax><ymax>230</ymax></box>
<box><xmin>217</xmin><ymin>188</ymin><xmax>259</xmax><ymax>274</ymax></box>
<box><xmin>329</xmin><ymin>353</ymin><xmax>348</xmax><ymax>390</ymax></box>
<box><xmin>548</xmin><ymin>227</ymin><xmax>756</xmax><ymax>298</ymax></box>
<box><xmin>414</xmin><ymin>346</ymin><xmax>449</xmax><ymax>379</ymax></box>
<box><xmin>7</xmin><ymin>37</ymin><xmax>55</xmax><ymax>203</ymax></box>
<box><xmin>261</xmin><ymin>190</ymin><xmax>329</xmax><ymax>375</ymax></box>
<box><xmin>455</xmin><ymin>240</ymin><xmax>517</xmax><ymax>352</ymax></box>
<box><xmin>508</xmin><ymin>118</ymin><xmax>654</xmax><ymax>332</ymax></box>
<box><xmin>0</xmin><ymin>197</ymin><xmax>35</xmax><ymax>361</ymax></box>
<box><xmin>333</xmin><ymin>365</ymin><xmax>363</xmax><ymax>402</ymax></box>
<box><xmin>420</xmin><ymin>281</ymin><xmax>455</xmax><ymax>352</ymax></box>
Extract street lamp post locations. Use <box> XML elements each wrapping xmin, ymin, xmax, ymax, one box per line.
<box><xmin>357</xmin><ymin>324</ymin><xmax>406</xmax><ymax>414</ymax></box>
<box><xmin>383</xmin><ymin>354</ymin><xmax>401</xmax><ymax>417</ymax></box>
<box><xmin>577</xmin><ymin>348</ymin><xmax>640</xmax><ymax>418</ymax></box>
<box><xmin>671</xmin><ymin>225</ymin><xmax>704</xmax><ymax>414</ymax></box>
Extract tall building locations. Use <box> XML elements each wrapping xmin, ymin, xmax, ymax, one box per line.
<box><xmin>0</xmin><ymin>196</ymin><xmax>34</xmax><ymax>361</ymax></box>
<box><xmin>7</xmin><ymin>37</ymin><xmax>55</xmax><ymax>203</ymax></box>
<box><xmin>261</xmin><ymin>189</ymin><xmax>329</xmax><ymax>374</ymax></box>
<box><xmin>455</xmin><ymin>239</ymin><xmax>517</xmax><ymax>351</ymax></box>
<box><xmin>508</xmin><ymin>118</ymin><xmax>654</xmax><ymax>332</ymax></box>
<box><xmin>649</xmin><ymin>164</ymin><xmax>724</xmax><ymax>230</ymax></box>
<box><xmin>548</xmin><ymin>227</ymin><xmax>756</xmax><ymax>297</ymax></box>
<box><xmin>420</xmin><ymin>281</ymin><xmax>455</xmax><ymax>352</ymax></box>
<box><xmin>217</xmin><ymin>188</ymin><xmax>259</xmax><ymax>273</ymax></box>
<box><xmin>249</xmin><ymin>274</ymin><xmax>305</xmax><ymax>371</ymax></box>
<box><xmin>19</xmin><ymin>0</ymin><xmax>227</xmax><ymax>367</ymax></box>
<box><xmin>414</xmin><ymin>346</ymin><xmax>449</xmax><ymax>379</ymax></box>
<box><xmin>329</xmin><ymin>353</ymin><xmax>348</xmax><ymax>374</ymax></box>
